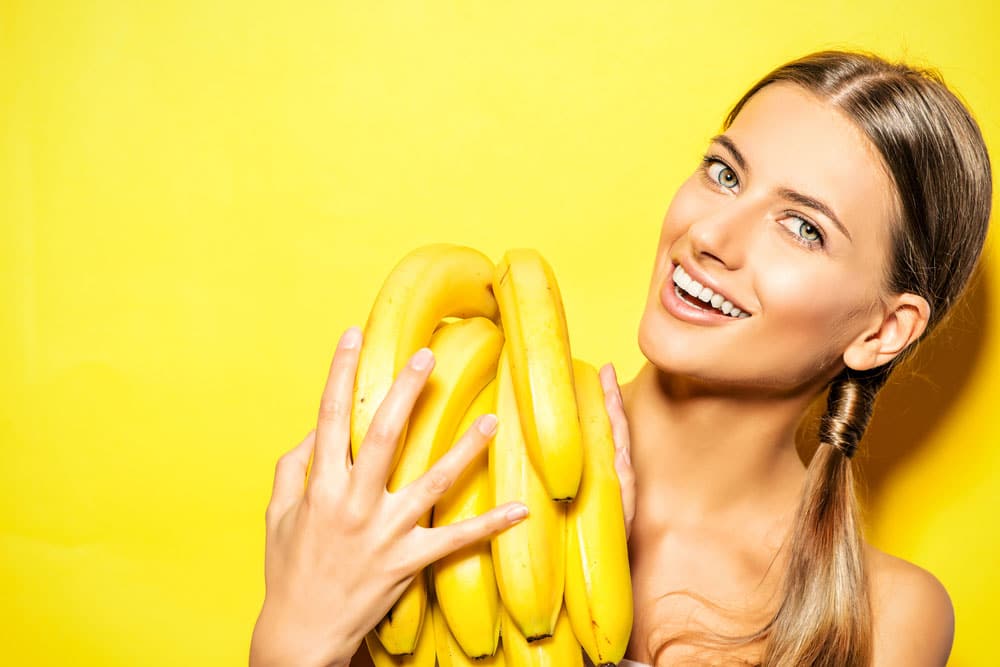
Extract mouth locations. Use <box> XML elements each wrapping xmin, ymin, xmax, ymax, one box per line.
<box><xmin>674</xmin><ymin>262</ymin><xmax>751</xmax><ymax>318</ymax></box>
<box><xmin>660</xmin><ymin>262</ymin><xmax>752</xmax><ymax>324</ymax></box>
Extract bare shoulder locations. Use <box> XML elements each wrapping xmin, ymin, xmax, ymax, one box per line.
<box><xmin>865</xmin><ymin>543</ymin><xmax>955</xmax><ymax>666</ymax></box>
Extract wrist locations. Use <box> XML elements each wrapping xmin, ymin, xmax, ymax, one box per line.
<box><xmin>250</xmin><ymin>605</ymin><xmax>355</xmax><ymax>667</ymax></box>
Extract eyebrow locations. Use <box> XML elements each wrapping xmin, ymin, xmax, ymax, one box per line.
<box><xmin>710</xmin><ymin>135</ymin><xmax>750</xmax><ymax>173</ymax></box>
<box><xmin>708</xmin><ymin>134</ymin><xmax>853</xmax><ymax>244</ymax></box>
<box><xmin>777</xmin><ymin>187</ymin><xmax>854</xmax><ymax>245</ymax></box>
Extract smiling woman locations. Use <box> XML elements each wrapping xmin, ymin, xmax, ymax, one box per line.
<box><xmin>627</xmin><ymin>50</ymin><xmax>992</xmax><ymax>666</ymax></box>
<box><xmin>249</xmin><ymin>48</ymin><xmax>991</xmax><ymax>667</ymax></box>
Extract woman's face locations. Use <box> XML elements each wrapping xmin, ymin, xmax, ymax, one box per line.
<box><xmin>638</xmin><ymin>82</ymin><xmax>901</xmax><ymax>394</ymax></box>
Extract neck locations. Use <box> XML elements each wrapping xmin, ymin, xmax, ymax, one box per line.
<box><xmin>624</xmin><ymin>362</ymin><xmax>823</xmax><ymax>529</ymax></box>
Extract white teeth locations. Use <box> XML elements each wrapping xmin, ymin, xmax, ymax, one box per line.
<box><xmin>673</xmin><ymin>264</ymin><xmax>691</xmax><ymax>289</ymax></box>
<box><xmin>671</xmin><ymin>263</ymin><xmax>749</xmax><ymax>319</ymax></box>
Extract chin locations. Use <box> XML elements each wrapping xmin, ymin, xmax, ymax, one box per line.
<box><xmin>636</xmin><ymin>302</ymin><xmax>823</xmax><ymax>397</ymax></box>
<box><xmin>636</xmin><ymin>304</ymin><xmax>709</xmax><ymax>377</ymax></box>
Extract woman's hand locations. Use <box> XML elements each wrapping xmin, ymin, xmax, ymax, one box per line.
<box><xmin>599</xmin><ymin>363</ymin><xmax>635</xmax><ymax>540</ymax></box>
<box><xmin>249</xmin><ymin>327</ymin><xmax>529</xmax><ymax>667</ymax></box>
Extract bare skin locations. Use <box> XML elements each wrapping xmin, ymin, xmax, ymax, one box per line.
<box><xmin>620</xmin><ymin>82</ymin><xmax>952</xmax><ymax>665</ymax></box>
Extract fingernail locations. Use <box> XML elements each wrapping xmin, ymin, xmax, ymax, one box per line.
<box><xmin>341</xmin><ymin>326</ymin><xmax>362</xmax><ymax>350</ymax></box>
<box><xmin>506</xmin><ymin>504</ymin><xmax>529</xmax><ymax>522</ymax></box>
<box><xmin>478</xmin><ymin>413</ymin><xmax>498</xmax><ymax>435</ymax></box>
<box><xmin>410</xmin><ymin>347</ymin><xmax>434</xmax><ymax>370</ymax></box>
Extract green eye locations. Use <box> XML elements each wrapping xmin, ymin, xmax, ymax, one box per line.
<box><xmin>700</xmin><ymin>156</ymin><xmax>739</xmax><ymax>191</ymax></box>
<box><xmin>798</xmin><ymin>220</ymin><xmax>821</xmax><ymax>241</ymax></box>
<box><xmin>716</xmin><ymin>166</ymin><xmax>737</xmax><ymax>189</ymax></box>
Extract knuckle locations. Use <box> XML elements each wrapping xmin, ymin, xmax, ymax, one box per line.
<box><xmin>318</xmin><ymin>396</ymin><xmax>350</xmax><ymax>423</ymax></box>
<box><xmin>303</xmin><ymin>481</ymin><xmax>337</xmax><ymax>509</ymax></box>
<box><xmin>424</xmin><ymin>471</ymin><xmax>452</xmax><ymax>496</ymax></box>
<box><xmin>444</xmin><ymin>526</ymin><xmax>469</xmax><ymax>551</ymax></box>
<box><xmin>275</xmin><ymin>451</ymin><xmax>295</xmax><ymax>473</ymax></box>
<box><xmin>340</xmin><ymin>495</ymin><xmax>371</xmax><ymax>528</ymax></box>
<box><xmin>388</xmin><ymin>560</ymin><xmax>414</xmax><ymax>584</ymax></box>
<box><xmin>367</xmin><ymin>421</ymin><xmax>398</xmax><ymax>448</ymax></box>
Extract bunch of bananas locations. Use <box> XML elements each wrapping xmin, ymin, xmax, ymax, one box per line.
<box><xmin>351</xmin><ymin>243</ymin><xmax>633</xmax><ymax>667</ymax></box>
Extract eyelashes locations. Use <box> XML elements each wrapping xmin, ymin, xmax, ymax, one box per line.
<box><xmin>697</xmin><ymin>154</ymin><xmax>826</xmax><ymax>250</ymax></box>
<box><xmin>699</xmin><ymin>155</ymin><xmax>740</xmax><ymax>190</ymax></box>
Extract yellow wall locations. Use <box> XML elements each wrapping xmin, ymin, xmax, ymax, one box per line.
<box><xmin>2</xmin><ymin>2</ymin><xmax>997</xmax><ymax>665</ymax></box>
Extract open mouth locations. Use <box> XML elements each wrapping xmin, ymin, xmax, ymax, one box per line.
<box><xmin>670</xmin><ymin>262</ymin><xmax>750</xmax><ymax>319</ymax></box>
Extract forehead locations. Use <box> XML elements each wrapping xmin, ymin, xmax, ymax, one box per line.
<box><xmin>724</xmin><ymin>82</ymin><xmax>899</xmax><ymax>254</ymax></box>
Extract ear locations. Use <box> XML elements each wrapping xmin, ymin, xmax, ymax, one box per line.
<box><xmin>843</xmin><ymin>293</ymin><xmax>931</xmax><ymax>371</ymax></box>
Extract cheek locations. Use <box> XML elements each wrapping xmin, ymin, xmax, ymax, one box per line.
<box><xmin>759</xmin><ymin>267</ymin><xmax>865</xmax><ymax>349</ymax></box>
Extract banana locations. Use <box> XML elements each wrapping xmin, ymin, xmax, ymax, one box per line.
<box><xmin>493</xmin><ymin>248</ymin><xmax>582</xmax><ymax>501</ymax></box>
<box><xmin>376</xmin><ymin>316</ymin><xmax>504</xmax><ymax>654</ymax></box>
<box><xmin>564</xmin><ymin>359</ymin><xmax>633</xmax><ymax>667</ymax></box>
<box><xmin>365</xmin><ymin>585</ymin><xmax>436</xmax><ymax>667</ymax></box>
<box><xmin>433</xmin><ymin>594</ymin><xmax>505</xmax><ymax>667</ymax></box>
<box><xmin>431</xmin><ymin>379</ymin><xmax>502</xmax><ymax>659</ymax></box>
<box><xmin>352</xmin><ymin>243</ymin><xmax>499</xmax><ymax>474</ymax></box>
<box><xmin>500</xmin><ymin>606</ymin><xmax>583</xmax><ymax>667</ymax></box>
<box><xmin>490</xmin><ymin>345</ymin><xmax>565</xmax><ymax>641</ymax></box>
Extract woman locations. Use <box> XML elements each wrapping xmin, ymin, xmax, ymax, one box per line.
<box><xmin>249</xmin><ymin>50</ymin><xmax>992</xmax><ymax>666</ymax></box>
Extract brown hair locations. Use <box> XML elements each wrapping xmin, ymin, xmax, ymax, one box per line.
<box><xmin>649</xmin><ymin>49</ymin><xmax>993</xmax><ymax>666</ymax></box>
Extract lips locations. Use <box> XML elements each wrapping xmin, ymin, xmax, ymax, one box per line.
<box><xmin>671</xmin><ymin>260</ymin><xmax>751</xmax><ymax>316</ymax></box>
<box><xmin>659</xmin><ymin>267</ymin><xmax>747</xmax><ymax>326</ymax></box>
<box><xmin>672</xmin><ymin>265</ymin><xmax>750</xmax><ymax>319</ymax></box>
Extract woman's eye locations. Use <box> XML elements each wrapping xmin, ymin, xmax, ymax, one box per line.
<box><xmin>701</xmin><ymin>156</ymin><xmax>739</xmax><ymax>191</ymax></box>
<box><xmin>785</xmin><ymin>216</ymin><xmax>825</xmax><ymax>249</ymax></box>
<box><xmin>797</xmin><ymin>219</ymin><xmax>822</xmax><ymax>242</ymax></box>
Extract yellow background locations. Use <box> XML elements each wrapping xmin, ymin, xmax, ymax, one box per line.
<box><xmin>2</xmin><ymin>1</ymin><xmax>997</xmax><ymax>665</ymax></box>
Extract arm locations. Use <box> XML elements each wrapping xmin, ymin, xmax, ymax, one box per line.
<box><xmin>871</xmin><ymin>559</ymin><xmax>955</xmax><ymax>666</ymax></box>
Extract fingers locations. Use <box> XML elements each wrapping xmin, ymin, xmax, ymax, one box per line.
<box><xmin>393</xmin><ymin>413</ymin><xmax>499</xmax><ymax>527</ymax></box>
<box><xmin>599</xmin><ymin>363</ymin><xmax>631</xmax><ymax>458</ymax></box>
<box><xmin>310</xmin><ymin>327</ymin><xmax>363</xmax><ymax>486</ymax></box>
<box><xmin>615</xmin><ymin>445</ymin><xmax>636</xmax><ymax>540</ymax></box>
<box><xmin>409</xmin><ymin>501</ymin><xmax>529</xmax><ymax>570</ymax></box>
<box><xmin>600</xmin><ymin>362</ymin><xmax>635</xmax><ymax>539</ymax></box>
<box><xmin>350</xmin><ymin>347</ymin><xmax>436</xmax><ymax>503</ymax></box>
<box><xmin>266</xmin><ymin>429</ymin><xmax>317</xmax><ymax>528</ymax></box>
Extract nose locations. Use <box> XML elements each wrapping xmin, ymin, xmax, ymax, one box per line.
<box><xmin>687</xmin><ymin>197</ymin><xmax>763</xmax><ymax>270</ymax></box>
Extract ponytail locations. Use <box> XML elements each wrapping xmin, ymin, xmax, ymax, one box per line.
<box><xmin>646</xmin><ymin>367</ymin><xmax>889</xmax><ymax>666</ymax></box>
<box><xmin>646</xmin><ymin>47</ymin><xmax>990</xmax><ymax>665</ymax></box>
<box><xmin>760</xmin><ymin>366</ymin><xmax>890</xmax><ymax>666</ymax></box>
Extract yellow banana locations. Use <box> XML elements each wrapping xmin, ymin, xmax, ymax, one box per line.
<box><xmin>493</xmin><ymin>248</ymin><xmax>582</xmax><ymax>501</ymax></box>
<box><xmin>433</xmin><ymin>594</ymin><xmax>505</xmax><ymax>667</ymax></box>
<box><xmin>490</xmin><ymin>345</ymin><xmax>565</xmax><ymax>641</ymax></box>
<box><xmin>366</xmin><ymin>588</ymin><xmax>436</xmax><ymax>667</ymax></box>
<box><xmin>564</xmin><ymin>359</ymin><xmax>633</xmax><ymax>667</ymax></box>
<box><xmin>431</xmin><ymin>379</ymin><xmax>502</xmax><ymax>659</ymax></box>
<box><xmin>501</xmin><ymin>606</ymin><xmax>583</xmax><ymax>667</ymax></box>
<box><xmin>352</xmin><ymin>243</ymin><xmax>499</xmax><ymax>473</ymax></box>
<box><xmin>376</xmin><ymin>316</ymin><xmax>504</xmax><ymax>654</ymax></box>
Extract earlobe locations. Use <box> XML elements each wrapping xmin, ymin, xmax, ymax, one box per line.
<box><xmin>843</xmin><ymin>293</ymin><xmax>930</xmax><ymax>371</ymax></box>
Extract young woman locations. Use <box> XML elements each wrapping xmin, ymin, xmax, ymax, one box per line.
<box><xmin>249</xmin><ymin>50</ymin><xmax>992</xmax><ymax>666</ymax></box>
